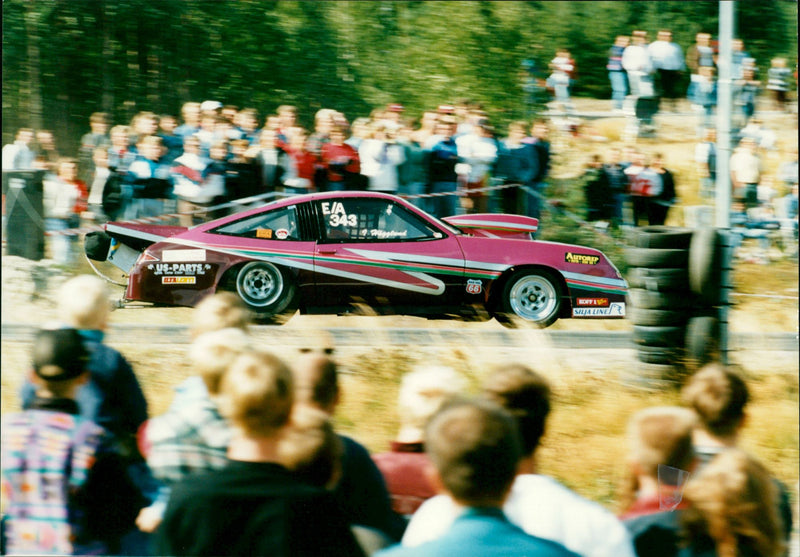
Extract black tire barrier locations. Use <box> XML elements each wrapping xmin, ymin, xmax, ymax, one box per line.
<box><xmin>628</xmin><ymin>307</ymin><xmax>690</xmax><ymax>327</ymax></box>
<box><xmin>689</xmin><ymin>227</ymin><xmax>724</xmax><ymax>306</ymax></box>
<box><xmin>626</xmin><ymin>288</ymin><xmax>694</xmax><ymax>310</ymax></box>
<box><xmin>627</xmin><ymin>267</ymin><xmax>691</xmax><ymax>292</ymax></box>
<box><xmin>685</xmin><ymin>315</ymin><xmax>721</xmax><ymax>371</ymax></box>
<box><xmin>625</xmin><ymin>226</ymin><xmax>694</xmax><ymax>249</ymax></box>
<box><xmin>624</xmin><ymin>247</ymin><xmax>690</xmax><ymax>268</ymax></box>
<box><xmin>636</xmin><ymin>344</ymin><xmax>684</xmax><ymax>365</ymax></box>
<box><xmin>632</xmin><ymin>324</ymin><xmax>687</xmax><ymax>347</ymax></box>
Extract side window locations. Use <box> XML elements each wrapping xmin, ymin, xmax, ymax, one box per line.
<box><xmin>212</xmin><ymin>206</ymin><xmax>300</xmax><ymax>240</ymax></box>
<box><xmin>318</xmin><ymin>199</ymin><xmax>440</xmax><ymax>242</ymax></box>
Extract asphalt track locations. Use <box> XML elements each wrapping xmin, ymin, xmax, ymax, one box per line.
<box><xmin>1</xmin><ymin>323</ymin><xmax>796</xmax><ymax>351</ymax></box>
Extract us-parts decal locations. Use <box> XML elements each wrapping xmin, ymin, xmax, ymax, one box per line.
<box><xmin>149</xmin><ymin>263</ymin><xmax>212</xmax><ymax>276</ymax></box>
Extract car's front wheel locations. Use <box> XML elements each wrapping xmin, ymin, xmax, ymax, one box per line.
<box><xmin>233</xmin><ymin>261</ymin><xmax>298</xmax><ymax>324</ymax></box>
<box><xmin>494</xmin><ymin>270</ymin><xmax>562</xmax><ymax>328</ymax></box>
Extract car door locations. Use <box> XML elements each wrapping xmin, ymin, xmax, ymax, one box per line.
<box><xmin>309</xmin><ymin>197</ymin><xmax>467</xmax><ymax>313</ymax></box>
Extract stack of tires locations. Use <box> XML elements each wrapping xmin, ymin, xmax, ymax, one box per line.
<box><xmin>625</xmin><ymin>226</ymin><xmax>725</xmax><ymax>385</ymax></box>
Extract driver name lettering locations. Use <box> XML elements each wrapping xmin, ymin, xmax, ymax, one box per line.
<box><xmin>565</xmin><ymin>252</ymin><xmax>599</xmax><ymax>265</ymax></box>
<box><xmin>370</xmin><ymin>229</ymin><xmax>407</xmax><ymax>239</ymax></box>
<box><xmin>150</xmin><ymin>263</ymin><xmax>211</xmax><ymax>276</ymax></box>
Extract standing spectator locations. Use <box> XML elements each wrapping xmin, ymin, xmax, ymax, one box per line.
<box><xmin>195</xmin><ymin>112</ymin><xmax>220</xmax><ymax>157</ymax></box>
<box><xmin>359</xmin><ymin>122</ymin><xmax>406</xmax><ymax>194</ymax></box>
<box><xmin>648</xmin><ymin>153</ymin><xmax>677</xmax><ymax>225</ymax></box>
<box><xmin>456</xmin><ymin>119</ymin><xmax>498</xmax><ymax>214</ymax></box>
<box><xmin>129</xmin><ymin>111</ymin><xmax>160</xmax><ymax>150</ymax></box>
<box><xmin>688</xmin><ymin>65</ymin><xmax>718</xmax><ymax>137</ymax></box>
<box><xmin>547</xmin><ymin>49</ymin><xmax>575</xmax><ymax>110</ymax></box>
<box><xmin>346</xmin><ymin>117</ymin><xmax>372</xmax><ymax>152</ymax></box>
<box><xmin>619</xmin><ymin>406</ymin><xmax>697</xmax><ymax>557</ymax></box>
<box><xmin>171</xmin><ymin>135</ymin><xmax>209</xmax><ymax>226</ymax></box>
<box><xmin>628</xmin><ymin>154</ymin><xmax>663</xmax><ymax>227</ymax></box>
<box><xmin>20</xmin><ymin>275</ymin><xmax>148</xmax><ymax>439</ymax></box>
<box><xmin>403</xmin><ymin>364</ymin><xmax>636</xmax><ymax>557</ymax></box>
<box><xmin>695</xmin><ymin>127</ymin><xmax>717</xmax><ymax>200</ymax></box>
<box><xmin>622</xmin><ymin>30</ymin><xmax>653</xmax><ymax>97</ymax></box>
<box><xmin>767</xmin><ymin>57</ymin><xmax>792</xmax><ymax>112</ymax></box>
<box><xmin>623</xmin><ymin>150</ymin><xmax>646</xmax><ymax>225</ymax></box>
<box><xmin>34</xmin><ymin>129</ymin><xmax>61</xmax><ymax>173</ymax></box>
<box><xmin>734</xmin><ymin>67</ymin><xmax>761</xmax><ymax>129</ymax></box>
<box><xmin>396</xmin><ymin>121</ymin><xmax>429</xmax><ymax>209</ymax></box>
<box><xmin>283</xmin><ymin>127</ymin><xmax>317</xmax><ymax>195</ymax></box>
<box><xmin>373</xmin><ymin>366</ymin><xmax>466</xmax><ymax>518</ymax></box>
<box><xmin>225</xmin><ymin>139</ymin><xmax>260</xmax><ymax>206</ymax></box>
<box><xmin>411</xmin><ymin>110</ymin><xmax>439</xmax><ymax>146</ymax></box>
<box><xmin>78</xmin><ymin>112</ymin><xmax>111</xmax><ymax>183</ymax></box>
<box><xmin>85</xmin><ymin>146</ymin><xmax>122</xmax><ymax>222</ymax></box>
<box><xmin>647</xmin><ymin>30</ymin><xmax>685</xmax><ymax>111</ymax></box>
<box><xmin>607</xmin><ymin>35</ymin><xmax>630</xmax><ymax>111</ymax></box>
<box><xmin>686</xmin><ymin>32</ymin><xmax>716</xmax><ymax>77</ymax></box>
<box><xmin>494</xmin><ymin>121</ymin><xmax>538</xmax><ymax>215</ymax></box>
<box><xmin>123</xmin><ymin>134</ymin><xmax>171</xmax><ymax>219</ymax></box>
<box><xmin>237</xmin><ymin>107</ymin><xmax>261</xmax><ymax>145</ymax></box>
<box><xmin>276</xmin><ymin>104</ymin><xmax>298</xmax><ymax>146</ymax></box>
<box><xmin>426</xmin><ymin>116</ymin><xmax>461</xmax><ymax>218</ymax></box>
<box><xmin>174</xmin><ymin>101</ymin><xmax>202</xmax><ymax>140</ymax></box>
<box><xmin>292</xmin><ymin>353</ymin><xmax>405</xmax><ymax>541</ymax></box>
<box><xmin>604</xmin><ymin>147</ymin><xmax>629</xmax><ymax>227</ymax></box>
<box><xmin>681</xmin><ymin>364</ymin><xmax>793</xmax><ymax>542</ymax></box>
<box><xmin>45</xmin><ymin>158</ymin><xmax>88</xmax><ymax>265</ymax></box>
<box><xmin>306</xmin><ymin>108</ymin><xmax>335</xmax><ymax>158</ymax></box>
<box><xmin>2</xmin><ymin>127</ymin><xmax>35</xmax><ymax>170</ymax></box>
<box><xmin>158</xmin><ymin>114</ymin><xmax>183</xmax><ymax>165</ymax></box>
<box><xmin>582</xmin><ymin>154</ymin><xmax>613</xmax><ymax>222</ymax></box>
<box><xmin>730</xmin><ymin>137</ymin><xmax>762</xmax><ymax>208</ymax></box>
<box><xmin>2</xmin><ymin>328</ymin><xmax>146</xmax><ymax>556</ymax></box>
<box><xmin>523</xmin><ymin>119</ymin><xmax>551</xmax><ymax>220</ymax></box>
<box><xmin>107</xmin><ymin>125</ymin><xmax>136</xmax><ymax>174</ymax></box>
<box><xmin>155</xmin><ymin>350</ymin><xmax>365</xmax><ymax>557</ymax></box>
<box><xmin>682</xmin><ymin>449</ymin><xmax>786</xmax><ymax>557</ymax></box>
<box><xmin>730</xmin><ymin>38</ymin><xmax>752</xmax><ymax>80</ymax></box>
<box><xmin>253</xmin><ymin>127</ymin><xmax>290</xmax><ymax>195</ymax></box>
<box><xmin>321</xmin><ymin>124</ymin><xmax>361</xmax><ymax>191</ymax></box>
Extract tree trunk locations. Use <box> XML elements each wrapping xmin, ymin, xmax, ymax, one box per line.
<box><xmin>24</xmin><ymin>2</ymin><xmax>43</xmax><ymax>130</ymax></box>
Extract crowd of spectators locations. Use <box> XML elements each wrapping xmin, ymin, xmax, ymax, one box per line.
<box><xmin>1</xmin><ymin>287</ymin><xmax>794</xmax><ymax>555</ymax></box>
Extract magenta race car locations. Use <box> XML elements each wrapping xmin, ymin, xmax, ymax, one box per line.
<box><xmin>85</xmin><ymin>191</ymin><xmax>627</xmax><ymax>328</ymax></box>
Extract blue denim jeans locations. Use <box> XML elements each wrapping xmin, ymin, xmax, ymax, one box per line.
<box><xmin>429</xmin><ymin>182</ymin><xmax>458</xmax><ymax>219</ymax></box>
<box><xmin>609</xmin><ymin>71</ymin><xmax>628</xmax><ymax>109</ymax></box>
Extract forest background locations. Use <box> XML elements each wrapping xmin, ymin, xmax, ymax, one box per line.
<box><xmin>3</xmin><ymin>0</ymin><xmax>798</xmax><ymax>154</ymax></box>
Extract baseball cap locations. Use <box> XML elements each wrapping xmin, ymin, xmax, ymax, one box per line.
<box><xmin>200</xmin><ymin>100</ymin><xmax>223</xmax><ymax>112</ymax></box>
<box><xmin>32</xmin><ymin>328</ymin><xmax>89</xmax><ymax>382</ymax></box>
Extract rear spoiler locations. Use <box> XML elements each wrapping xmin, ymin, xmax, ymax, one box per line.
<box><xmin>442</xmin><ymin>214</ymin><xmax>539</xmax><ymax>239</ymax></box>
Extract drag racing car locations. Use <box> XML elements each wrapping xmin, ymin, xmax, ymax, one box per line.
<box><xmin>85</xmin><ymin>191</ymin><xmax>627</xmax><ymax>328</ymax></box>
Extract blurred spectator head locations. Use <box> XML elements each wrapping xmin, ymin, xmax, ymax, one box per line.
<box><xmin>15</xmin><ymin>128</ymin><xmax>34</xmax><ymax>144</ymax></box>
<box><xmin>395</xmin><ymin>366</ymin><xmax>466</xmax><ymax>443</ymax></box>
<box><xmin>482</xmin><ymin>363</ymin><xmax>551</xmax><ymax>456</ymax></box>
<box><xmin>351</xmin><ymin>117</ymin><xmax>372</xmax><ymax>139</ymax></box>
<box><xmin>425</xmin><ymin>398</ymin><xmax>522</xmax><ymax>507</ymax></box>
<box><xmin>36</xmin><ymin>130</ymin><xmax>56</xmax><ymax>150</ymax></box>
<box><xmin>682</xmin><ymin>449</ymin><xmax>784</xmax><ymax>557</ymax></box>
<box><xmin>218</xmin><ymin>350</ymin><xmax>294</xmax><ymax>437</ymax></box>
<box><xmin>627</xmin><ymin>406</ymin><xmax>696</xmax><ymax>479</ymax></box>
<box><xmin>329</xmin><ymin>124</ymin><xmax>348</xmax><ymax>145</ymax></box>
<box><xmin>632</xmin><ymin>30</ymin><xmax>647</xmax><ymax>44</ymax></box>
<box><xmin>132</xmin><ymin>111</ymin><xmax>159</xmax><ymax>137</ymax></box>
<box><xmin>200</xmin><ymin>100</ymin><xmax>223</xmax><ymax>114</ymax></box>
<box><xmin>109</xmin><ymin>125</ymin><xmax>130</xmax><ymax>148</ymax></box>
<box><xmin>222</xmin><ymin>105</ymin><xmax>239</xmax><ymax>124</ymax></box>
<box><xmin>259</xmin><ymin>127</ymin><xmax>278</xmax><ymax>149</ymax></box>
<box><xmin>682</xmin><ymin>363</ymin><xmax>749</xmax><ymax>439</ymax></box>
<box><xmin>292</xmin><ymin>353</ymin><xmax>339</xmax><ymax>414</ymax></box>
<box><xmin>279</xmin><ymin>403</ymin><xmax>343</xmax><ymax>489</ymax></box>
<box><xmin>696</xmin><ymin>32</ymin><xmax>711</xmax><ymax>46</ymax></box>
<box><xmin>277</xmin><ymin>105</ymin><xmax>297</xmax><ymax>129</ymax></box>
<box><xmin>93</xmin><ymin>147</ymin><xmax>109</xmax><ymax>168</ymax></box>
<box><xmin>159</xmin><ymin>114</ymin><xmax>178</xmax><ymax>134</ymax></box>
<box><xmin>209</xmin><ymin>139</ymin><xmax>228</xmax><ymax>161</ymax></box>
<box><xmin>181</xmin><ymin>102</ymin><xmax>202</xmax><ymax>125</ymax></box>
<box><xmin>89</xmin><ymin>112</ymin><xmax>109</xmax><ymax>134</ymax></box>
<box><xmin>531</xmin><ymin>119</ymin><xmax>549</xmax><ymax>139</ymax></box>
<box><xmin>57</xmin><ymin>275</ymin><xmax>112</xmax><ymax>330</ymax></box>
<box><xmin>137</xmin><ymin>135</ymin><xmax>163</xmax><ymax>160</ymax></box>
<box><xmin>732</xmin><ymin>38</ymin><xmax>745</xmax><ymax>52</ymax></box>
<box><xmin>189</xmin><ymin>327</ymin><xmax>252</xmax><ymax>396</ymax></box>
<box><xmin>657</xmin><ymin>30</ymin><xmax>672</xmax><ymax>42</ymax></box>
<box><xmin>183</xmin><ymin>134</ymin><xmax>201</xmax><ymax>154</ymax></box>
<box><xmin>771</xmin><ymin>57</ymin><xmax>786</xmax><ymax>69</ymax></box>
<box><xmin>56</xmin><ymin>157</ymin><xmax>79</xmax><ymax>181</ymax></box>
<box><xmin>190</xmin><ymin>291</ymin><xmax>251</xmax><ymax>339</ymax></box>
<box><xmin>239</xmin><ymin>108</ymin><xmax>259</xmax><ymax>133</ymax></box>
<box><xmin>30</xmin><ymin>327</ymin><xmax>90</xmax><ymax>397</ymax></box>
<box><xmin>615</xmin><ymin>35</ymin><xmax>630</xmax><ymax>47</ymax></box>
<box><xmin>289</xmin><ymin>127</ymin><xmax>308</xmax><ymax>150</ymax></box>
<box><xmin>420</xmin><ymin>111</ymin><xmax>439</xmax><ymax>131</ymax></box>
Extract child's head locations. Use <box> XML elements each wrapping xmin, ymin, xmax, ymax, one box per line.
<box><xmin>218</xmin><ymin>350</ymin><xmax>294</xmax><ymax>437</ymax></box>
<box><xmin>57</xmin><ymin>158</ymin><xmax>79</xmax><ymax>181</ymax></box>
<box><xmin>138</xmin><ymin>135</ymin><xmax>163</xmax><ymax>161</ymax></box>
<box><xmin>159</xmin><ymin>115</ymin><xmax>177</xmax><ymax>134</ymax></box>
<box><xmin>31</xmin><ymin>327</ymin><xmax>90</xmax><ymax>398</ymax></box>
<box><xmin>396</xmin><ymin>366</ymin><xmax>465</xmax><ymax>440</ymax></box>
<box><xmin>627</xmin><ymin>406</ymin><xmax>696</xmax><ymax>479</ymax></box>
<box><xmin>110</xmin><ymin>125</ymin><xmax>130</xmax><ymax>148</ymax></box>
<box><xmin>190</xmin><ymin>292</ymin><xmax>251</xmax><ymax>339</ymax></box>
<box><xmin>189</xmin><ymin>327</ymin><xmax>252</xmax><ymax>396</ymax></box>
<box><xmin>57</xmin><ymin>275</ymin><xmax>112</xmax><ymax>330</ymax></box>
<box><xmin>425</xmin><ymin>399</ymin><xmax>522</xmax><ymax>507</ymax></box>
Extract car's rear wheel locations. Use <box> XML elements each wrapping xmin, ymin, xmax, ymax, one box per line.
<box><xmin>234</xmin><ymin>261</ymin><xmax>298</xmax><ymax>324</ymax></box>
<box><xmin>495</xmin><ymin>270</ymin><xmax>562</xmax><ymax>328</ymax></box>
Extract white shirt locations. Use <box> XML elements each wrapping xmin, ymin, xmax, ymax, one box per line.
<box><xmin>359</xmin><ymin>139</ymin><xmax>405</xmax><ymax>192</ymax></box>
<box><xmin>622</xmin><ymin>44</ymin><xmax>652</xmax><ymax>74</ymax></box>
<box><xmin>403</xmin><ymin>474</ymin><xmax>636</xmax><ymax>557</ymax></box>
<box><xmin>88</xmin><ymin>166</ymin><xmax>110</xmax><ymax>205</ymax></box>
<box><xmin>455</xmin><ymin>134</ymin><xmax>498</xmax><ymax>182</ymax></box>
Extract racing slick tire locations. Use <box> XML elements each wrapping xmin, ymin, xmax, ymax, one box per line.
<box><xmin>494</xmin><ymin>269</ymin><xmax>562</xmax><ymax>329</ymax></box>
<box><xmin>624</xmin><ymin>247</ymin><xmax>689</xmax><ymax>269</ymax></box>
<box><xmin>626</xmin><ymin>267</ymin><xmax>690</xmax><ymax>292</ymax></box>
<box><xmin>625</xmin><ymin>226</ymin><xmax>694</xmax><ymax>249</ymax></box>
<box><xmin>232</xmin><ymin>261</ymin><xmax>298</xmax><ymax>324</ymax></box>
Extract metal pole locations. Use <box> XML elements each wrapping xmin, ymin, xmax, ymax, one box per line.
<box><xmin>716</xmin><ymin>0</ymin><xmax>735</xmax><ymax>364</ymax></box>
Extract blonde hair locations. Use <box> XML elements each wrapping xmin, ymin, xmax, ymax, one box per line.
<box><xmin>57</xmin><ymin>275</ymin><xmax>111</xmax><ymax>330</ymax></box>
<box><xmin>188</xmin><ymin>328</ymin><xmax>252</xmax><ymax>395</ymax></box>
<box><xmin>278</xmin><ymin>404</ymin><xmax>343</xmax><ymax>489</ymax></box>
<box><xmin>190</xmin><ymin>292</ymin><xmax>250</xmax><ymax>338</ymax></box>
<box><xmin>218</xmin><ymin>351</ymin><xmax>294</xmax><ymax>437</ymax></box>
<box><xmin>398</xmin><ymin>366</ymin><xmax>466</xmax><ymax>432</ymax></box>
<box><xmin>682</xmin><ymin>449</ymin><xmax>785</xmax><ymax>557</ymax></box>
